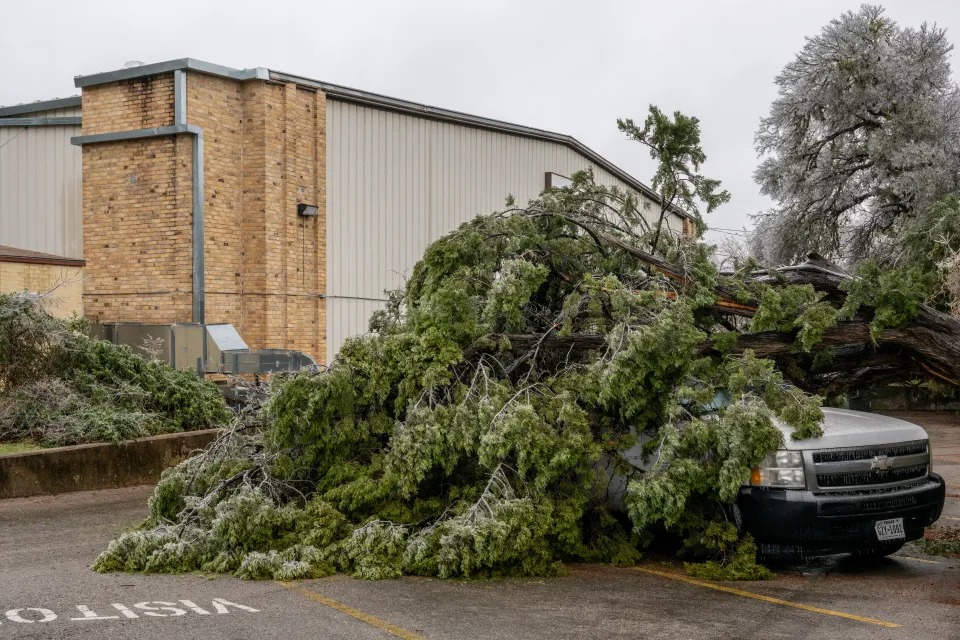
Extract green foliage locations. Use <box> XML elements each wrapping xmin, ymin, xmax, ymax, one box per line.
<box><xmin>0</xmin><ymin>294</ymin><xmax>229</xmax><ymax>446</ymax></box>
<box><xmin>237</xmin><ymin>546</ymin><xmax>336</xmax><ymax>581</ymax></box>
<box><xmin>94</xmin><ymin>468</ymin><xmax>347</xmax><ymax>580</ymax></box>
<box><xmin>910</xmin><ymin>529</ymin><xmax>960</xmax><ymax>558</ymax></box>
<box><xmin>411</xmin><ymin>496</ymin><xmax>562</xmax><ymax>579</ymax></box>
<box><xmin>92</xmin><ymin>529</ymin><xmax>180</xmax><ymax>573</ymax></box>
<box><xmin>750</xmin><ymin>285</ymin><xmax>838</xmax><ymax>352</ymax></box>
<box><xmin>0</xmin><ymin>441</ymin><xmax>41</xmax><ymax>455</ymax></box>
<box><xmin>625</xmin><ymin>355</ymin><xmax>797</xmax><ymax>536</ymax></box>
<box><xmin>900</xmin><ymin>196</ymin><xmax>960</xmax><ymax>279</ymax></box>
<box><xmin>598</xmin><ymin>305</ymin><xmax>705</xmax><ymax>427</ymax></box>
<box><xmin>685</xmin><ymin>533</ymin><xmax>773</xmax><ymax>581</ymax></box>
<box><xmin>483</xmin><ymin>259</ymin><xmax>549</xmax><ymax>332</ymax></box>
<box><xmin>95</xmin><ymin>167</ymin><xmax>819</xmax><ymax>582</ymax></box>
<box><xmin>339</xmin><ymin>521</ymin><xmax>408</xmax><ymax>580</ymax></box>
<box><xmin>619</xmin><ymin>106</ymin><xmax>731</xmax><ymax>243</ymax></box>
<box><xmin>840</xmin><ymin>262</ymin><xmax>937</xmax><ymax>341</ymax></box>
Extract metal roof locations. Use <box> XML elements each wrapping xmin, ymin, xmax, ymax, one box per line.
<box><xmin>0</xmin><ymin>245</ymin><xmax>85</xmax><ymax>267</ymax></box>
<box><xmin>73</xmin><ymin>58</ymin><xmax>687</xmax><ymax>219</ymax></box>
<box><xmin>0</xmin><ymin>96</ymin><xmax>81</xmax><ymax>117</ymax></box>
<box><xmin>74</xmin><ymin>58</ymin><xmax>267</xmax><ymax>87</ymax></box>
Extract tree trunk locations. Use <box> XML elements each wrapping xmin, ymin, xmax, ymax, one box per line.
<box><xmin>469</xmin><ymin>255</ymin><xmax>960</xmax><ymax>392</ymax></box>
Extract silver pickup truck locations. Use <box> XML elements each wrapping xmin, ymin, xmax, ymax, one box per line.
<box><xmin>736</xmin><ymin>408</ymin><xmax>945</xmax><ymax>559</ymax></box>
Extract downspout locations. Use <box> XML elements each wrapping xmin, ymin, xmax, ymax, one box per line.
<box><xmin>174</xmin><ymin>70</ymin><xmax>205</xmax><ymax>325</ymax></box>
<box><xmin>71</xmin><ymin>70</ymin><xmax>205</xmax><ymax>324</ymax></box>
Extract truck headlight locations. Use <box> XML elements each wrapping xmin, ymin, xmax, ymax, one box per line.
<box><xmin>751</xmin><ymin>450</ymin><xmax>805</xmax><ymax>489</ymax></box>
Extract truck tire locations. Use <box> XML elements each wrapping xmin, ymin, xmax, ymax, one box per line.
<box><xmin>851</xmin><ymin>541</ymin><xmax>904</xmax><ymax>559</ymax></box>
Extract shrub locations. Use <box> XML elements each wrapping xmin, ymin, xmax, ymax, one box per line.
<box><xmin>0</xmin><ymin>294</ymin><xmax>230</xmax><ymax>446</ymax></box>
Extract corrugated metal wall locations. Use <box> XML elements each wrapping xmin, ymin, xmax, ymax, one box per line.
<box><xmin>0</xmin><ymin>105</ymin><xmax>82</xmax><ymax>258</ymax></box>
<box><xmin>326</xmin><ymin>100</ymin><xmax>683</xmax><ymax>360</ymax></box>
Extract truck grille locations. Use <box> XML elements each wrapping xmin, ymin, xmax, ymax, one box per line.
<box><xmin>814</xmin><ymin>478</ymin><xmax>931</xmax><ymax>496</ymax></box>
<box><xmin>812</xmin><ymin>442</ymin><xmax>927</xmax><ymax>463</ymax></box>
<box><xmin>817</xmin><ymin>464</ymin><xmax>928</xmax><ymax>487</ymax></box>
<box><xmin>811</xmin><ymin>440</ymin><xmax>930</xmax><ymax>491</ymax></box>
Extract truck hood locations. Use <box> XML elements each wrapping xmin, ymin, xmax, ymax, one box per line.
<box><xmin>777</xmin><ymin>408</ymin><xmax>928</xmax><ymax>450</ymax></box>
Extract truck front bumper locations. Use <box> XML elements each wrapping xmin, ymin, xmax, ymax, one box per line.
<box><xmin>737</xmin><ymin>473</ymin><xmax>945</xmax><ymax>555</ymax></box>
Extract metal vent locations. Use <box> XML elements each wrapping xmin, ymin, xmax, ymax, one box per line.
<box><xmin>861</xmin><ymin>495</ymin><xmax>919</xmax><ymax>512</ymax></box>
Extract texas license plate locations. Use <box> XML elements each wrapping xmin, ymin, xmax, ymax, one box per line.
<box><xmin>875</xmin><ymin>518</ymin><xmax>905</xmax><ymax>541</ymax></box>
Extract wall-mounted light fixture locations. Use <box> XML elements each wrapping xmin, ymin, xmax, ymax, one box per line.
<box><xmin>297</xmin><ymin>203</ymin><xmax>318</xmax><ymax>217</ymax></box>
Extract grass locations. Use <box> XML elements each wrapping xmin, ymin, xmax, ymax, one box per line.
<box><xmin>910</xmin><ymin>527</ymin><xmax>960</xmax><ymax>558</ymax></box>
<box><xmin>0</xmin><ymin>441</ymin><xmax>42</xmax><ymax>456</ymax></box>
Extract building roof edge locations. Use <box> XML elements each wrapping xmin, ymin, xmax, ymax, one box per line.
<box><xmin>0</xmin><ymin>96</ymin><xmax>81</xmax><ymax>117</ymax></box>
<box><xmin>72</xmin><ymin>58</ymin><xmax>688</xmax><ymax>219</ymax></box>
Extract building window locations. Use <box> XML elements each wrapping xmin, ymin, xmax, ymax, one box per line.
<box><xmin>544</xmin><ymin>172</ymin><xmax>573</xmax><ymax>190</ymax></box>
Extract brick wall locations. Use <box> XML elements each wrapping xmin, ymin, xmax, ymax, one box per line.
<box><xmin>186</xmin><ymin>74</ymin><xmax>244</xmax><ymax>332</ymax></box>
<box><xmin>80</xmin><ymin>72</ymin><xmax>327</xmax><ymax>362</ymax></box>
<box><xmin>81</xmin><ymin>75</ymin><xmax>175</xmax><ymax>136</ymax></box>
<box><xmin>239</xmin><ymin>81</ymin><xmax>269</xmax><ymax>347</ymax></box>
<box><xmin>270</xmin><ymin>84</ymin><xmax>325</xmax><ymax>358</ymax></box>
<box><xmin>82</xmin><ymin>132</ymin><xmax>195</xmax><ymax>323</ymax></box>
<box><xmin>0</xmin><ymin>262</ymin><xmax>84</xmax><ymax>319</ymax></box>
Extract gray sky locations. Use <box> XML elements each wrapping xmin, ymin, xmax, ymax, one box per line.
<box><xmin>2</xmin><ymin>0</ymin><xmax>958</xmax><ymax>244</ymax></box>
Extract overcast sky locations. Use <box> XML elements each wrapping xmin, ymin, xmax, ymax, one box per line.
<box><xmin>2</xmin><ymin>0</ymin><xmax>958</xmax><ymax>244</ymax></box>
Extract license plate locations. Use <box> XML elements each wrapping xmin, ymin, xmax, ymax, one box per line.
<box><xmin>875</xmin><ymin>517</ymin><xmax>905</xmax><ymax>541</ymax></box>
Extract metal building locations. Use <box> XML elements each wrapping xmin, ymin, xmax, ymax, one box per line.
<box><xmin>0</xmin><ymin>97</ymin><xmax>82</xmax><ymax>259</ymax></box>
<box><xmin>5</xmin><ymin>59</ymin><xmax>689</xmax><ymax>363</ymax></box>
<box><xmin>0</xmin><ymin>97</ymin><xmax>84</xmax><ymax>317</ymax></box>
<box><xmin>324</xmin><ymin>100</ymin><xmax>686</xmax><ymax>360</ymax></box>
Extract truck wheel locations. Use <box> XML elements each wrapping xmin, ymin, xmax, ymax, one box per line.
<box><xmin>852</xmin><ymin>541</ymin><xmax>904</xmax><ymax>559</ymax></box>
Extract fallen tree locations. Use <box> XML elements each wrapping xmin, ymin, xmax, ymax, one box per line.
<box><xmin>94</xmin><ymin>174</ymin><xmax>958</xmax><ymax>581</ymax></box>
<box><xmin>485</xmin><ymin>256</ymin><xmax>960</xmax><ymax>393</ymax></box>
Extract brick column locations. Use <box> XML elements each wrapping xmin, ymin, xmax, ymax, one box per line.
<box><xmin>81</xmin><ymin>74</ymin><xmax>194</xmax><ymax>323</ymax></box>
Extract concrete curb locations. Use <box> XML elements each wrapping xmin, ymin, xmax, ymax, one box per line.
<box><xmin>0</xmin><ymin>429</ymin><xmax>221</xmax><ymax>499</ymax></box>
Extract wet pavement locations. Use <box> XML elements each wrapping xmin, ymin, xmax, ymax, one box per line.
<box><xmin>882</xmin><ymin>411</ymin><xmax>960</xmax><ymax>488</ymax></box>
<box><xmin>884</xmin><ymin>412</ymin><xmax>960</xmax><ymax>523</ymax></box>
<box><xmin>0</xmin><ymin>411</ymin><xmax>957</xmax><ymax>639</ymax></box>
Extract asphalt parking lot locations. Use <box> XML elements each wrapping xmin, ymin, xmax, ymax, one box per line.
<box><xmin>0</xmin><ymin>412</ymin><xmax>957</xmax><ymax>640</ymax></box>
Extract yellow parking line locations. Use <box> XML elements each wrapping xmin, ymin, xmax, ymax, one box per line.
<box><xmin>893</xmin><ymin>555</ymin><xmax>941</xmax><ymax>564</ymax></box>
<box><xmin>277</xmin><ymin>581</ymin><xmax>427</xmax><ymax>640</ymax></box>
<box><xmin>941</xmin><ymin>515</ymin><xmax>960</xmax><ymax>521</ymax></box>
<box><xmin>633</xmin><ymin>567</ymin><xmax>900</xmax><ymax>629</ymax></box>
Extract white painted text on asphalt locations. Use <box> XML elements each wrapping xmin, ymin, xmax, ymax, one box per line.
<box><xmin>1</xmin><ymin>599</ymin><xmax>258</xmax><ymax>624</ymax></box>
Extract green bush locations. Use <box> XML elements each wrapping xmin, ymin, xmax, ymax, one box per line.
<box><xmin>0</xmin><ymin>293</ymin><xmax>230</xmax><ymax>446</ymax></box>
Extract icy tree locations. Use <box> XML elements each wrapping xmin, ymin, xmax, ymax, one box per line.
<box><xmin>755</xmin><ymin>5</ymin><xmax>960</xmax><ymax>263</ymax></box>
